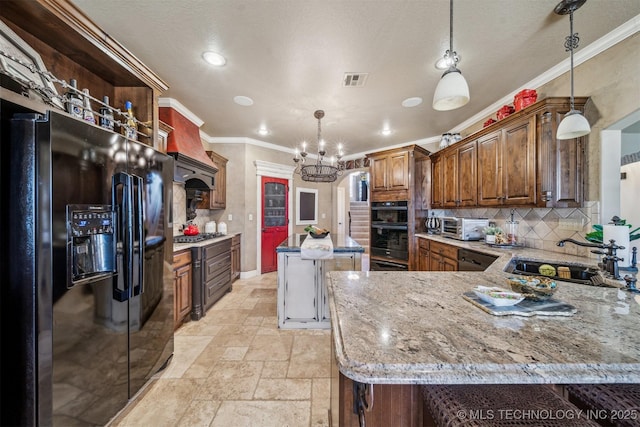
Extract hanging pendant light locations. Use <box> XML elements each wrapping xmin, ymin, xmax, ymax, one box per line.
<box><xmin>554</xmin><ymin>0</ymin><xmax>590</xmax><ymax>140</ymax></box>
<box><xmin>433</xmin><ymin>0</ymin><xmax>469</xmax><ymax>111</ymax></box>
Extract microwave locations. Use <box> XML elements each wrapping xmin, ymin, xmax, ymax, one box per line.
<box><xmin>441</xmin><ymin>217</ymin><xmax>489</xmax><ymax>241</ymax></box>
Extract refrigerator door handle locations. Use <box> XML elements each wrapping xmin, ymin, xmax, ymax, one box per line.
<box><xmin>112</xmin><ymin>172</ymin><xmax>133</xmax><ymax>302</ymax></box>
<box><xmin>132</xmin><ymin>174</ymin><xmax>145</xmax><ymax>297</ymax></box>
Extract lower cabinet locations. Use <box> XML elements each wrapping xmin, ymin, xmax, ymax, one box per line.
<box><xmin>173</xmin><ymin>249</ymin><xmax>192</xmax><ymax>329</ymax></box>
<box><xmin>231</xmin><ymin>234</ymin><xmax>241</xmax><ymax>282</ymax></box>
<box><xmin>203</xmin><ymin>239</ymin><xmax>232</xmax><ymax>313</ymax></box>
<box><xmin>277</xmin><ymin>252</ymin><xmax>360</xmax><ymax>329</ymax></box>
<box><xmin>417</xmin><ymin>237</ymin><xmax>430</xmax><ymax>271</ymax></box>
<box><xmin>430</xmin><ymin>241</ymin><xmax>459</xmax><ymax>271</ymax></box>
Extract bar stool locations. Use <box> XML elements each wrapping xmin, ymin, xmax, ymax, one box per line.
<box><xmin>422</xmin><ymin>384</ymin><xmax>600</xmax><ymax>426</ymax></box>
<box><xmin>566</xmin><ymin>384</ymin><xmax>640</xmax><ymax>427</ymax></box>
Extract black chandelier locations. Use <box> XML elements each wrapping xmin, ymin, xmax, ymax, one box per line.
<box><xmin>293</xmin><ymin>110</ymin><xmax>345</xmax><ymax>183</ymax></box>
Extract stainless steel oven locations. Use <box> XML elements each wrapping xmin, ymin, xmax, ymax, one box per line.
<box><xmin>370</xmin><ymin>201</ymin><xmax>409</xmax><ymax>266</ymax></box>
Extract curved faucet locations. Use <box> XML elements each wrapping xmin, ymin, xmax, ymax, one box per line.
<box><xmin>557</xmin><ymin>238</ymin><xmax>626</xmax><ymax>280</ymax></box>
<box><xmin>556</xmin><ymin>238</ymin><xmax>607</xmax><ymax>249</ymax></box>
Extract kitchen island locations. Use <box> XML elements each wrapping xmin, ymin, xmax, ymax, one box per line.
<box><xmin>327</xmin><ymin>244</ymin><xmax>640</xmax><ymax>425</ymax></box>
<box><xmin>276</xmin><ymin>233</ymin><xmax>364</xmax><ymax>329</ymax></box>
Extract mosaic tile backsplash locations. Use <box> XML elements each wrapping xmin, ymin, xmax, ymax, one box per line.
<box><xmin>432</xmin><ymin>201</ymin><xmax>604</xmax><ymax>259</ymax></box>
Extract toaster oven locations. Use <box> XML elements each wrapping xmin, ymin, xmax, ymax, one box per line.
<box><xmin>441</xmin><ymin>217</ymin><xmax>489</xmax><ymax>241</ymax></box>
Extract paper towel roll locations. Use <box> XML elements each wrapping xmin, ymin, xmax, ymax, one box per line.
<box><xmin>603</xmin><ymin>224</ymin><xmax>630</xmax><ymax>267</ymax></box>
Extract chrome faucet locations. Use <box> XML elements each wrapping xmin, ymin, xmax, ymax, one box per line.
<box><xmin>557</xmin><ymin>239</ymin><xmax>625</xmax><ymax>280</ymax></box>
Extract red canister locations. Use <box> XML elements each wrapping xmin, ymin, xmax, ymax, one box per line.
<box><xmin>483</xmin><ymin>118</ymin><xmax>497</xmax><ymax>127</ymax></box>
<box><xmin>496</xmin><ymin>105</ymin><xmax>515</xmax><ymax>120</ymax></box>
<box><xmin>514</xmin><ymin>89</ymin><xmax>537</xmax><ymax>111</ymax></box>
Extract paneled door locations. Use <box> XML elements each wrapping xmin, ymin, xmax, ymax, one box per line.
<box><xmin>261</xmin><ymin>176</ymin><xmax>288</xmax><ymax>273</ymax></box>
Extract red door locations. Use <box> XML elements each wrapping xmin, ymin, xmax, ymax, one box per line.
<box><xmin>261</xmin><ymin>176</ymin><xmax>288</xmax><ymax>273</ymax></box>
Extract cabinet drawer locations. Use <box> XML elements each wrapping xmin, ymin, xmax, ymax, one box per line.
<box><xmin>173</xmin><ymin>249</ymin><xmax>191</xmax><ymax>267</ymax></box>
<box><xmin>429</xmin><ymin>241</ymin><xmax>458</xmax><ymax>260</ymax></box>
<box><xmin>418</xmin><ymin>238</ymin><xmax>430</xmax><ymax>251</ymax></box>
<box><xmin>204</xmin><ymin>239</ymin><xmax>232</xmax><ymax>259</ymax></box>
<box><xmin>205</xmin><ymin>253</ymin><xmax>232</xmax><ymax>279</ymax></box>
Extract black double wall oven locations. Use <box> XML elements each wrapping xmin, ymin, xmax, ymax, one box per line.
<box><xmin>370</xmin><ymin>201</ymin><xmax>409</xmax><ymax>271</ymax></box>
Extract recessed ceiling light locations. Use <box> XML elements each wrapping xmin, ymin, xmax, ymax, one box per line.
<box><xmin>258</xmin><ymin>126</ymin><xmax>269</xmax><ymax>136</ymax></box>
<box><xmin>202</xmin><ymin>51</ymin><xmax>226</xmax><ymax>66</ymax></box>
<box><xmin>381</xmin><ymin>128</ymin><xmax>392</xmax><ymax>136</ymax></box>
<box><xmin>233</xmin><ymin>95</ymin><xmax>254</xmax><ymax>106</ymax></box>
<box><xmin>402</xmin><ymin>97</ymin><xmax>423</xmax><ymax>108</ymax></box>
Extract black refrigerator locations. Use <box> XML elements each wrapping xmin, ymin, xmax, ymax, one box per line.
<box><xmin>1</xmin><ymin>103</ymin><xmax>174</xmax><ymax>426</ymax></box>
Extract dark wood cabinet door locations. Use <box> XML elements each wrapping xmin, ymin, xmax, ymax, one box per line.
<box><xmin>388</xmin><ymin>150</ymin><xmax>410</xmax><ymax>191</ymax></box>
<box><xmin>175</xmin><ymin>264</ymin><xmax>192</xmax><ymax>327</ymax></box>
<box><xmin>477</xmin><ymin>131</ymin><xmax>503</xmax><ymax>206</ymax></box>
<box><xmin>502</xmin><ymin>116</ymin><xmax>536</xmax><ymax>205</ymax></box>
<box><xmin>370</xmin><ymin>156</ymin><xmax>388</xmax><ymax>192</ymax></box>
<box><xmin>442</xmin><ymin>149</ymin><xmax>459</xmax><ymax>207</ymax></box>
<box><xmin>430</xmin><ymin>154</ymin><xmax>444</xmax><ymax>208</ymax></box>
<box><xmin>457</xmin><ymin>140</ymin><xmax>477</xmax><ymax>207</ymax></box>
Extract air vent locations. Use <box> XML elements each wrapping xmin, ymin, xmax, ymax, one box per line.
<box><xmin>343</xmin><ymin>73</ymin><xmax>369</xmax><ymax>87</ymax></box>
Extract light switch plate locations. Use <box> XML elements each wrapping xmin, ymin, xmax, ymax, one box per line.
<box><xmin>228</xmin><ymin>214</ymin><xmax>232</xmax><ymax>221</ymax></box>
<box><xmin>249</xmin><ymin>214</ymin><xmax>253</xmax><ymax>221</ymax></box>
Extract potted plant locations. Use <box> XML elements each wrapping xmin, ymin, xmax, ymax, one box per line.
<box><xmin>483</xmin><ymin>226</ymin><xmax>503</xmax><ymax>244</ymax></box>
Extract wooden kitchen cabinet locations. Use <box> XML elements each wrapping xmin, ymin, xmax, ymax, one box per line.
<box><xmin>432</xmin><ymin>97</ymin><xmax>587</xmax><ymax>209</ymax></box>
<box><xmin>428</xmin><ymin>240</ymin><xmax>458</xmax><ymax>271</ymax></box>
<box><xmin>206</xmin><ymin>150</ymin><xmax>228</xmax><ymax>209</ymax></box>
<box><xmin>477</xmin><ymin>116</ymin><xmax>536</xmax><ymax>206</ymax></box>
<box><xmin>369</xmin><ymin>148</ymin><xmax>411</xmax><ymax>198</ymax></box>
<box><xmin>231</xmin><ymin>234</ymin><xmax>241</xmax><ymax>283</ymax></box>
<box><xmin>430</xmin><ymin>153</ymin><xmax>444</xmax><ymax>208</ymax></box>
<box><xmin>1</xmin><ymin>0</ymin><xmax>168</xmax><ymax>148</ymax></box>
<box><xmin>417</xmin><ymin>237</ymin><xmax>430</xmax><ymax>271</ymax></box>
<box><xmin>366</xmin><ymin>145</ymin><xmax>431</xmax><ymax>271</ymax></box>
<box><xmin>442</xmin><ymin>140</ymin><xmax>477</xmax><ymax>208</ymax></box>
<box><xmin>173</xmin><ymin>249</ymin><xmax>192</xmax><ymax>329</ymax></box>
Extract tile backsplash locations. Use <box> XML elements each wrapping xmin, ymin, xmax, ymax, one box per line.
<box><xmin>431</xmin><ymin>201</ymin><xmax>602</xmax><ymax>259</ymax></box>
<box><xmin>172</xmin><ymin>182</ymin><xmax>215</xmax><ymax>235</ymax></box>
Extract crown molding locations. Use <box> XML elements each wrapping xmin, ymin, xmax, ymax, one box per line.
<box><xmin>450</xmin><ymin>14</ymin><xmax>640</xmax><ymax>135</ymax></box>
<box><xmin>158</xmin><ymin>97</ymin><xmax>204</xmax><ymax>127</ymax></box>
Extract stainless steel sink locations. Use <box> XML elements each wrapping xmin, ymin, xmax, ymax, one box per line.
<box><xmin>504</xmin><ymin>259</ymin><xmax>614</xmax><ymax>287</ymax></box>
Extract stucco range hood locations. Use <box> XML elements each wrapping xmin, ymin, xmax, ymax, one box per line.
<box><xmin>160</xmin><ymin>106</ymin><xmax>217</xmax><ymax>189</ymax></box>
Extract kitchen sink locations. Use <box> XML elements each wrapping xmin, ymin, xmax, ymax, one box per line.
<box><xmin>504</xmin><ymin>259</ymin><xmax>613</xmax><ymax>287</ymax></box>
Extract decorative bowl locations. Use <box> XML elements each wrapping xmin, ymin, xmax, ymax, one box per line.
<box><xmin>473</xmin><ymin>286</ymin><xmax>524</xmax><ymax>306</ymax></box>
<box><xmin>309</xmin><ymin>231</ymin><xmax>329</xmax><ymax>239</ymax></box>
<box><xmin>507</xmin><ymin>276</ymin><xmax>557</xmax><ymax>301</ymax></box>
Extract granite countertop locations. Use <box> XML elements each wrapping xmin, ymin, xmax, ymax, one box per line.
<box><xmin>276</xmin><ymin>233</ymin><xmax>365</xmax><ymax>253</ymax></box>
<box><xmin>173</xmin><ymin>232</ymin><xmax>238</xmax><ymax>252</ymax></box>
<box><xmin>328</xmin><ymin>236</ymin><xmax>640</xmax><ymax>385</ymax></box>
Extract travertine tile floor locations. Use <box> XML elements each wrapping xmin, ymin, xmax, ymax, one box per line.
<box><xmin>110</xmin><ymin>272</ymin><xmax>331</xmax><ymax>427</ymax></box>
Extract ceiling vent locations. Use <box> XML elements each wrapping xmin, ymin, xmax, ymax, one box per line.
<box><xmin>343</xmin><ymin>73</ymin><xmax>369</xmax><ymax>87</ymax></box>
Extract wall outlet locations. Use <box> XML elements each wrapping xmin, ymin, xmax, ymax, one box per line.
<box><xmin>322</xmin><ymin>213</ymin><xmax>326</xmax><ymax>219</ymax></box>
<box><xmin>249</xmin><ymin>213</ymin><xmax>253</xmax><ymax>221</ymax></box>
<box><xmin>558</xmin><ymin>218</ymin><xmax>585</xmax><ymax>231</ymax></box>
<box><xmin>228</xmin><ymin>214</ymin><xmax>232</xmax><ymax>221</ymax></box>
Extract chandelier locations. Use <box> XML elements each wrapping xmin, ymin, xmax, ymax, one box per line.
<box><xmin>293</xmin><ymin>110</ymin><xmax>345</xmax><ymax>183</ymax></box>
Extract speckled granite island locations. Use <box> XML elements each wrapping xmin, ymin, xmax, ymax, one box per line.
<box><xmin>276</xmin><ymin>234</ymin><xmax>363</xmax><ymax>329</ymax></box>
<box><xmin>327</xmin><ymin>238</ymin><xmax>640</xmax><ymax>426</ymax></box>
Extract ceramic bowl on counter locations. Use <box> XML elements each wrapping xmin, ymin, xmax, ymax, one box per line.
<box><xmin>473</xmin><ymin>286</ymin><xmax>524</xmax><ymax>306</ymax></box>
<box><xmin>507</xmin><ymin>276</ymin><xmax>557</xmax><ymax>301</ymax></box>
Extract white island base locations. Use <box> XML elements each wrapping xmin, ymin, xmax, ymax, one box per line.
<box><xmin>276</xmin><ymin>234</ymin><xmax>363</xmax><ymax>329</ymax></box>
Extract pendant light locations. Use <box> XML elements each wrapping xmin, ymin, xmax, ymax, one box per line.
<box><xmin>432</xmin><ymin>0</ymin><xmax>469</xmax><ymax>111</ymax></box>
<box><xmin>554</xmin><ymin>0</ymin><xmax>591</xmax><ymax>140</ymax></box>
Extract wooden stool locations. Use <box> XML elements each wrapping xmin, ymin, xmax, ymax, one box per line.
<box><xmin>422</xmin><ymin>384</ymin><xmax>600</xmax><ymax>426</ymax></box>
<box><xmin>566</xmin><ymin>384</ymin><xmax>640</xmax><ymax>427</ymax></box>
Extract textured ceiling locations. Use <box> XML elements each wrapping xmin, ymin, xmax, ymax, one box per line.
<box><xmin>71</xmin><ymin>0</ymin><xmax>639</xmax><ymax>158</ymax></box>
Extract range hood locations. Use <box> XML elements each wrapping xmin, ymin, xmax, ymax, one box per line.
<box><xmin>160</xmin><ymin>105</ymin><xmax>217</xmax><ymax>189</ymax></box>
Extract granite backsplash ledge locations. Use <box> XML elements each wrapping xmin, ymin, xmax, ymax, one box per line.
<box><xmin>428</xmin><ymin>201</ymin><xmax>609</xmax><ymax>258</ymax></box>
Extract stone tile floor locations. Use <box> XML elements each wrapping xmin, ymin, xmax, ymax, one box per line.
<box><xmin>109</xmin><ymin>272</ymin><xmax>331</xmax><ymax>427</ymax></box>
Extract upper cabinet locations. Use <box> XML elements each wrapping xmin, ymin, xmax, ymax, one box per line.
<box><xmin>442</xmin><ymin>140</ymin><xmax>477</xmax><ymax>208</ymax></box>
<box><xmin>207</xmin><ymin>150</ymin><xmax>228</xmax><ymax>210</ymax></box>
<box><xmin>367</xmin><ymin>145</ymin><xmax>430</xmax><ymax>202</ymax></box>
<box><xmin>477</xmin><ymin>116</ymin><xmax>536</xmax><ymax>206</ymax></box>
<box><xmin>431</xmin><ymin>97</ymin><xmax>587</xmax><ymax>209</ymax></box>
<box><xmin>0</xmin><ymin>0</ymin><xmax>168</xmax><ymax>149</ymax></box>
